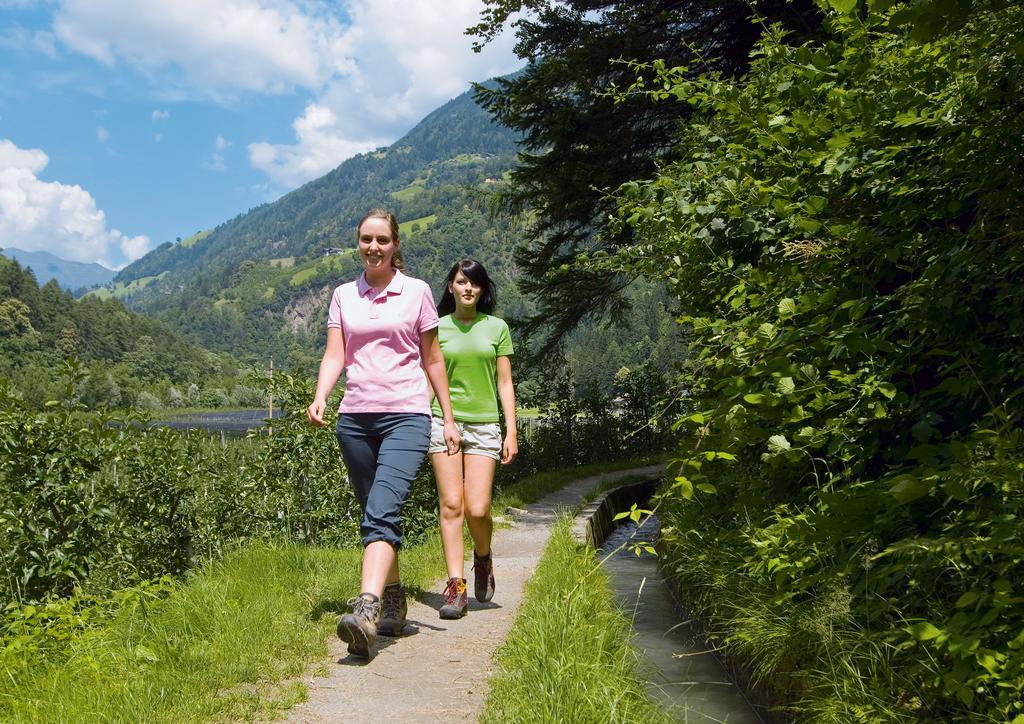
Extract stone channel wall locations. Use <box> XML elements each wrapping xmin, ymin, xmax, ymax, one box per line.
<box><xmin>573</xmin><ymin>478</ymin><xmax>660</xmax><ymax>548</ymax></box>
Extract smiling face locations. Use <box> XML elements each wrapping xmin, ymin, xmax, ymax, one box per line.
<box><xmin>357</xmin><ymin>216</ymin><xmax>399</xmax><ymax>272</ymax></box>
<box><xmin>449</xmin><ymin>269</ymin><xmax>482</xmax><ymax>312</ymax></box>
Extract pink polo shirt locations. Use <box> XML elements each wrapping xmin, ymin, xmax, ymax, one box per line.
<box><xmin>327</xmin><ymin>269</ymin><xmax>439</xmax><ymax>415</ymax></box>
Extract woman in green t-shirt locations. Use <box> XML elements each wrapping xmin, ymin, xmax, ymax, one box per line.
<box><xmin>428</xmin><ymin>259</ymin><xmax>517</xmax><ymax>619</ymax></box>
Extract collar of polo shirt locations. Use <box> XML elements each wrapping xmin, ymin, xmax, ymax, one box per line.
<box><xmin>357</xmin><ymin>269</ymin><xmax>406</xmax><ymax>298</ymax></box>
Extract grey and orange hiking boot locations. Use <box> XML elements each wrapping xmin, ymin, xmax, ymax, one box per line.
<box><xmin>439</xmin><ymin>577</ymin><xmax>468</xmax><ymax>619</ymax></box>
<box><xmin>473</xmin><ymin>551</ymin><xmax>495</xmax><ymax>603</ymax></box>
<box><xmin>377</xmin><ymin>582</ymin><xmax>407</xmax><ymax>637</ymax></box>
<box><xmin>337</xmin><ymin>593</ymin><xmax>380</xmax><ymax>658</ymax></box>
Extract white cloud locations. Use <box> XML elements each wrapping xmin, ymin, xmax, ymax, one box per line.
<box><xmin>203</xmin><ymin>135</ymin><xmax>232</xmax><ymax>172</ymax></box>
<box><xmin>95</xmin><ymin>125</ymin><xmax>109</xmax><ymax>143</ymax></box>
<box><xmin>151</xmin><ymin>109</ymin><xmax>169</xmax><ymax>121</ymax></box>
<box><xmin>0</xmin><ymin>26</ymin><xmax>58</xmax><ymax>58</ymax></box>
<box><xmin>246</xmin><ymin>0</ymin><xmax>519</xmax><ymax>189</ymax></box>
<box><xmin>49</xmin><ymin>0</ymin><xmax>519</xmax><ymax>189</ymax></box>
<box><xmin>0</xmin><ymin>138</ymin><xmax>150</xmax><ymax>268</ymax></box>
<box><xmin>337</xmin><ymin>0</ymin><xmax>518</xmax><ymax>119</ymax></box>
<box><xmin>0</xmin><ymin>142</ymin><xmax>47</xmax><ymax>174</ymax></box>
<box><xmin>248</xmin><ymin>103</ymin><xmax>381</xmax><ymax>188</ymax></box>
<box><xmin>53</xmin><ymin>0</ymin><xmax>355</xmax><ymax>95</ymax></box>
<box><xmin>153</xmin><ymin>132</ymin><xmax>163</xmax><ymax>142</ymax></box>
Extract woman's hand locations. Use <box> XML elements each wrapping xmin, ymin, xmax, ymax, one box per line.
<box><xmin>308</xmin><ymin>328</ymin><xmax>344</xmax><ymax>428</ymax></box>
<box><xmin>444</xmin><ymin>419</ymin><xmax>461</xmax><ymax>455</ymax></box>
<box><xmin>307</xmin><ymin>398</ymin><xmax>327</xmax><ymax>426</ymax></box>
<box><xmin>501</xmin><ymin>434</ymin><xmax>518</xmax><ymax>464</ymax></box>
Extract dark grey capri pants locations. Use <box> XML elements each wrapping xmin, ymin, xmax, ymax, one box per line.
<box><xmin>336</xmin><ymin>412</ymin><xmax>430</xmax><ymax>550</ymax></box>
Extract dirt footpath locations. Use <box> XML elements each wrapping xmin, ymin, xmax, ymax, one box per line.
<box><xmin>286</xmin><ymin>464</ymin><xmax>665</xmax><ymax>723</ymax></box>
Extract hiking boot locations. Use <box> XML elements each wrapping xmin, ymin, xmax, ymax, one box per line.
<box><xmin>337</xmin><ymin>593</ymin><xmax>380</xmax><ymax>658</ymax></box>
<box><xmin>438</xmin><ymin>577</ymin><xmax>468</xmax><ymax>619</ymax></box>
<box><xmin>377</xmin><ymin>582</ymin><xmax>407</xmax><ymax>637</ymax></box>
<box><xmin>473</xmin><ymin>551</ymin><xmax>495</xmax><ymax>603</ymax></box>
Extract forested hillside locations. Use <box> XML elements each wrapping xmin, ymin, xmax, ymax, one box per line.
<box><xmin>98</xmin><ymin>80</ymin><xmax>684</xmax><ymax>391</ymax></box>
<box><xmin>0</xmin><ymin>257</ymin><xmax>244</xmax><ymax>409</ymax></box>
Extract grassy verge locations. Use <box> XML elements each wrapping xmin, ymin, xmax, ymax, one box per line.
<box><xmin>481</xmin><ymin>516</ymin><xmax>669</xmax><ymax>723</ymax></box>
<box><xmin>658</xmin><ymin>502</ymin><xmax>902</xmax><ymax>720</ymax></box>
<box><xmin>0</xmin><ymin>538</ymin><xmax>444</xmax><ymax>722</ymax></box>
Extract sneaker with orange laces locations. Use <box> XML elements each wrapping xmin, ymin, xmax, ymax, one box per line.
<box><xmin>472</xmin><ymin>551</ymin><xmax>495</xmax><ymax>603</ymax></box>
<box><xmin>438</xmin><ymin>576</ymin><xmax>468</xmax><ymax>619</ymax></box>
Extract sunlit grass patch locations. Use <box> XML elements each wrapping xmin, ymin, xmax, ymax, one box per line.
<box><xmin>179</xmin><ymin>230</ymin><xmax>211</xmax><ymax>248</ymax></box>
<box><xmin>397</xmin><ymin>214</ymin><xmax>437</xmax><ymax>237</ymax></box>
<box><xmin>290</xmin><ymin>265</ymin><xmax>318</xmax><ymax>286</ymax></box>
<box><xmin>0</xmin><ymin>538</ymin><xmax>444</xmax><ymax>722</ymax></box>
<box><xmin>390</xmin><ymin>179</ymin><xmax>426</xmax><ymax>201</ymax></box>
<box><xmin>481</xmin><ymin>517</ymin><xmax>669</xmax><ymax>723</ymax></box>
<box><xmin>87</xmin><ymin>272</ymin><xmax>167</xmax><ymax>300</ymax></box>
<box><xmin>494</xmin><ymin>455</ymin><xmax>665</xmax><ymax>512</ymax></box>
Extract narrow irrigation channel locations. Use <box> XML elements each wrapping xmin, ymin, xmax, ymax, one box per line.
<box><xmin>582</xmin><ymin>483</ymin><xmax>767</xmax><ymax>723</ymax></box>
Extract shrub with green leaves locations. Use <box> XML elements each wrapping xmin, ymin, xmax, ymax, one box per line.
<box><xmin>0</xmin><ymin>368</ymin><xmax>439</xmax><ymax>608</ymax></box>
<box><xmin>588</xmin><ymin>2</ymin><xmax>1024</xmax><ymax>720</ymax></box>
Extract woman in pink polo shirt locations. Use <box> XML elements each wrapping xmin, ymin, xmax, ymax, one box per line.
<box><xmin>307</xmin><ymin>208</ymin><xmax>460</xmax><ymax>659</ymax></box>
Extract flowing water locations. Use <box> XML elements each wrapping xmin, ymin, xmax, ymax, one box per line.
<box><xmin>600</xmin><ymin>516</ymin><xmax>767</xmax><ymax>723</ymax></box>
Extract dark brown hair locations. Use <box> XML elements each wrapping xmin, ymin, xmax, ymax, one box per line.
<box><xmin>437</xmin><ymin>258</ymin><xmax>496</xmax><ymax>316</ymax></box>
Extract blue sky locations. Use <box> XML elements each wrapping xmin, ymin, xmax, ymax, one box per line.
<box><xmin>0</xmin><ymin>0</ymin><xmax>519</xmax><ymax>269</ymax></box>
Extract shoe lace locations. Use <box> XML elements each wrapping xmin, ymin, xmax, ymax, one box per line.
<box><xmin>347</xmin><ymin>595</ymin><xmax>380</xmax><ymax>619</ymax></box>
<box><xmin>472</xmin><ymin>554</ymin><xmax>491</xmax><ymax>574</ymax></box>
<box><xmin>382</xmin><ymin>588</ymin><xmax>402</xmax><ymax>620</ymax></box>
<box><xmin>443</xmin><ymin>578</ymin><xmax>463</xmax><ymax>605</ymax></box>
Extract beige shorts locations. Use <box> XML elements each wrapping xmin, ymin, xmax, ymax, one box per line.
<box><xmin>428</xmin><ymin>417</ymin><xmax>502</xmax><ymax>460</ymax></box>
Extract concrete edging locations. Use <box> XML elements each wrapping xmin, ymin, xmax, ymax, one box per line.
<box><xmin>571</xmin><ymin>478</ymin><xmax>660</xmax><ymax>547</ymax></box>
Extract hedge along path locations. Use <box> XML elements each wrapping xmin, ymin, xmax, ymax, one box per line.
<box><xmin>286</xmin><ymin>463</ymin><xmax>666</xmax><ymax>723</ymax></box>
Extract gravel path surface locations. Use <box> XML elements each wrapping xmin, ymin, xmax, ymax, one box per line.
<box><xmin>285</xmin><ymin>463</ymin><xmax>666</xmax><ymax>723</ymax></box>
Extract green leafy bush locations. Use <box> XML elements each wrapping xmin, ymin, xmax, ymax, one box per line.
<box><xmin>0</xmin><ymin>369</ymin><xmax>438</xmax><ymax>608</ymax></box>
<box><xmin>592</xmin><ymin>3</ymin><xmax>1024</xmax><ymax>720</ymax></box>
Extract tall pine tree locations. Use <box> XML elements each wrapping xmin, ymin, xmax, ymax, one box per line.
<box><xmin>469</xmin><ymin>0</ymin><xmax>822</xmax><ymax>347</ymax></box>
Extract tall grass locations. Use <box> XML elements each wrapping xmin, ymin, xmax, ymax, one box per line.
<box><xmin>0</xmin><ymin>537</ymin><xmax>444</xmax><ymax>722</ymax></box>
<box><xmin>481</xmin><ymin>516</ymin><xmax>669</xmax><ymax>723</ymax></box>
<box><xmin>659</xmin><ymin>504</ymin><xmax>907</xmax><ymax>722</ymax></box>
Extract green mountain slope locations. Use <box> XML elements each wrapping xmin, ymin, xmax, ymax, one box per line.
<box><xmin>99</xmin><ymin>83</ymin><xmax>526</xmax><ymax>366</ymax></box>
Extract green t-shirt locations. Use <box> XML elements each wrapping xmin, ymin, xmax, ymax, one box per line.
<box><xmin>431</xmin><ymin>313</ymin><xmax>514</xmax><ymax>423</ymax></box>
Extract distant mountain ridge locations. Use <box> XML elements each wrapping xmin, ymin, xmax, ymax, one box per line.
<box><xmin>1</xmin><ymin>247</ymin><xmax>115</xmax><ymax>293</ymax></box>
